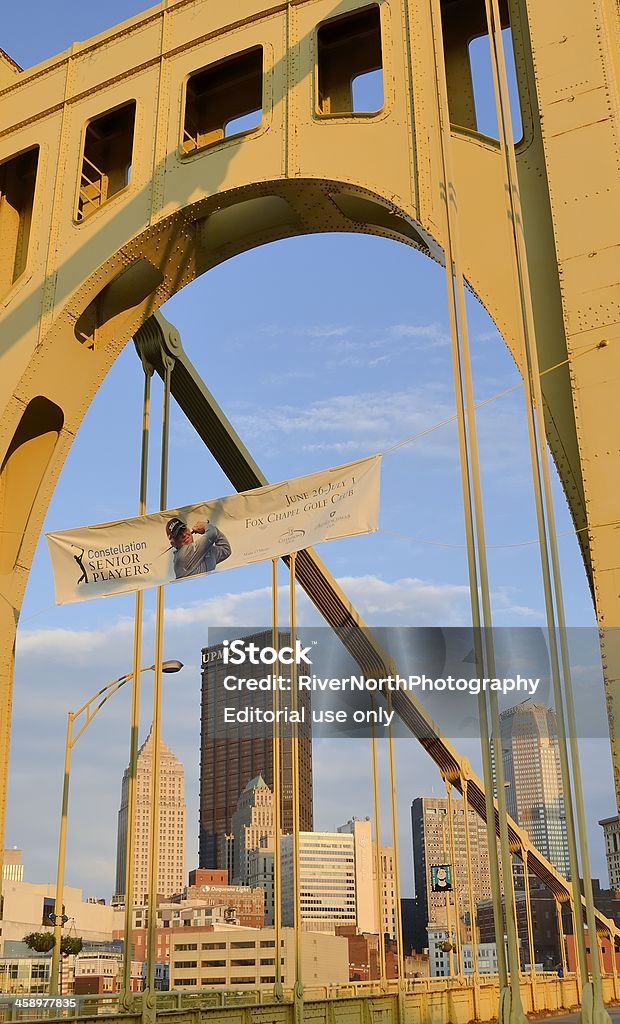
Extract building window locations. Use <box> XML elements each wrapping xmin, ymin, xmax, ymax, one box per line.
<box><xmin>0</xmin><ymin>146</ymin><xmax>38</xmax><ymax>297</ymax></box>
<box><xmin>317</xmin><ymin>6</ymin><xmax>383</xmax><ymax>115</ymax></box>
<box><xmin>77</xmin><ymin>101</ymin><xmax>136</xmax><ymax>221</ymax></box>
<box><xmin>182</xmin><ymin>47</ymin><xmax>263</xmax><ymax>154</ymax></box>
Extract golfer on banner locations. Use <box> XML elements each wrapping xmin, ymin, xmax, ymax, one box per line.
<box><xmin>166</xmin><ymin>517</ymin><xmax>231</xmax><ymax>579</ymax></box>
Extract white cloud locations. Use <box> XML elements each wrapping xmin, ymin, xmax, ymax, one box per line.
<box><xmin>16</xmin><ymin>573</ymin><xmax>540</xmax><ymax>670</ymax></box>
<box><xmin>306</xmin><ymin>326</ymin><xmax>354</xmax><ymax>338</ymax></box>
<box><xmin>326</xmin><ymin>352</ymin><xmax>391</xmax><ymax>370</ymax></box>
<box><xmin>389</xmin><ymin>323</ymin><xmax>449</xmax><ymax>348</ymax></box>
<box><xmin>337</xmin><ymin>574</ymin><xmax>470</xmax><ymax>623</ymax></box>
<box><xmin>260</xmin><ymin>323</ymin><xmax>354</xmax><ymax>340</ymax></box>
<box><xmin>262</xmin><ymin>369</ymin><xmax>316</xmax><ymax>384</ymax></box>
<box><xmin>165</xmin><ymin>585</ymin><xmax>274</xmax><ymax>628</ymax></box>
<box><xmin>256</xmin><ymin>321</ymin><xmax>453</xmax><ymax>367</ymax></box>
<box><xmin>228</xmin><ymin>387</ymin><xmax>530</xmax><ymax>479</ymax></box>
<box><xmin>231</xmin><ymin>390</ymin><xmax>455</xmax><ymax>453</ymax></box>
<box><xmin>263</xmin><ymin>321</ymin><xmax>451</xmax><ymax>346</ymax></box>
<box><xmin>16</xmin><ymin>618</ymin><xmax>135</xmax><ymax>661</ymax></box>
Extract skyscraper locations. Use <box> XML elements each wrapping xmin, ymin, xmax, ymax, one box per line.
<box><xmin>379</xmin><ymin>848</ymin><xmax>397</xmax><ymax>940</ymax></box>
<box><xmin>336</xmin><ymin>817</ymin><xmax>398</xmax><ymax>939</ymax></box>
<box><xmin>336</xmin><ymin>818</ymin><xmax>377</xmax><ymax>933</ymax></box>
<box><xmin>231</xmin><ymin>774</ymin><xmax>274</xmax><ymax>883</ymax></box>
<box><xmin>599</xmin><ymin>815</ymin><xmax>620</xmax><ymax>889</ymax></box>
<box><xmin>282</xmin><ymin>832</ymin><xmax>357</xmax><ymax>933</ymax></box>
<box><xmin>199</xmin><ymin>631</ymin><xmax>313</xmax><ymax>868</ymax></box>
<box><xmin>114</xmin><ymin>730</ymin><xmax>186</xmax><ymax>904</ymax></box>
<box><xmin>411</xmin><ymin>796</ymin><xmax>501</xmax><ymax>932</ymax></box>
<box><xmin>499</xmin><ymin>702</ymin><xmax>569</xmax><ymax>877</ymax></box>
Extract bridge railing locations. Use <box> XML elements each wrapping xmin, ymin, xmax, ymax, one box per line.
<box><xmin>0</xmin><ymin>970</ymin><xmax>604</xmax><ymax>1024</ymax></box>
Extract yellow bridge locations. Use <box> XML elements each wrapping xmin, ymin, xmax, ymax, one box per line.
<box><xmin>0</xmin><ymin>0</ymin><xmax>619</xmax><ymax>1019</ymax></box>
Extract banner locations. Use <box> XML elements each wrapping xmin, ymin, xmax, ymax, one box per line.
<box><xmin>46</xmin><ymin>456</ymin><xmax>381</xmax><ymax>605</ymax></box>
<box><xmin>431</xmin><ymin>864</ymin><xmax>453</xmax><ymax>893</ymax></box>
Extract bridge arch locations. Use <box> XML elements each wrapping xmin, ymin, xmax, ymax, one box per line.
<box><xmin>0</xmin><ymin>172</ymin><xmax>529</xmax><ymax>622</ymax></box>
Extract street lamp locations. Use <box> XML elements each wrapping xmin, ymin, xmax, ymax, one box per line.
<box><xmin>49</xmin><ymin>660</ymin><xmax>183</xmax><ymax>995</ymax></box>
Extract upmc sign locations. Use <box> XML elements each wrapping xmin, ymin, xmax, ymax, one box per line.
<box><xmin>202</xmin><ymin>648</ymin><xmax>225</xmax><ymax>667</ymax></box>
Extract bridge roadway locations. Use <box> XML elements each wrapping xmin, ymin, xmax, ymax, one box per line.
<box><xmin>1</xmin><ymin>974</ymin><xmax>619</xmax><ymax>1024</ymax></box>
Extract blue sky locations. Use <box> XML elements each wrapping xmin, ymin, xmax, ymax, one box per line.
<box><xmin>3</xmin><ymin>1</ymin><xmax>614</xmax><ymax>905</ymax></box>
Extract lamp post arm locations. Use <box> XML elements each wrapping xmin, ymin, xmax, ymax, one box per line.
<box><xmin>70</xmin><ymin>664</ymin><xmax>159</xmax><ymax>747</ymax></box>
<box><xmin>71</xmin><ymin>671</ymin><xmax>134</xmax><ymax>723</ymax></box>
<box><xmin>70</xmin><ymin>674</ymin><xmax>134</xmax><ymax>747</ymax></box>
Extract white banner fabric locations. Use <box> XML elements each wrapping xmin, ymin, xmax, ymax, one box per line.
<box><xmin>45</xmin><ymin>456</ymin><xmax>381</xmax><ymax>605</ymax></box>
